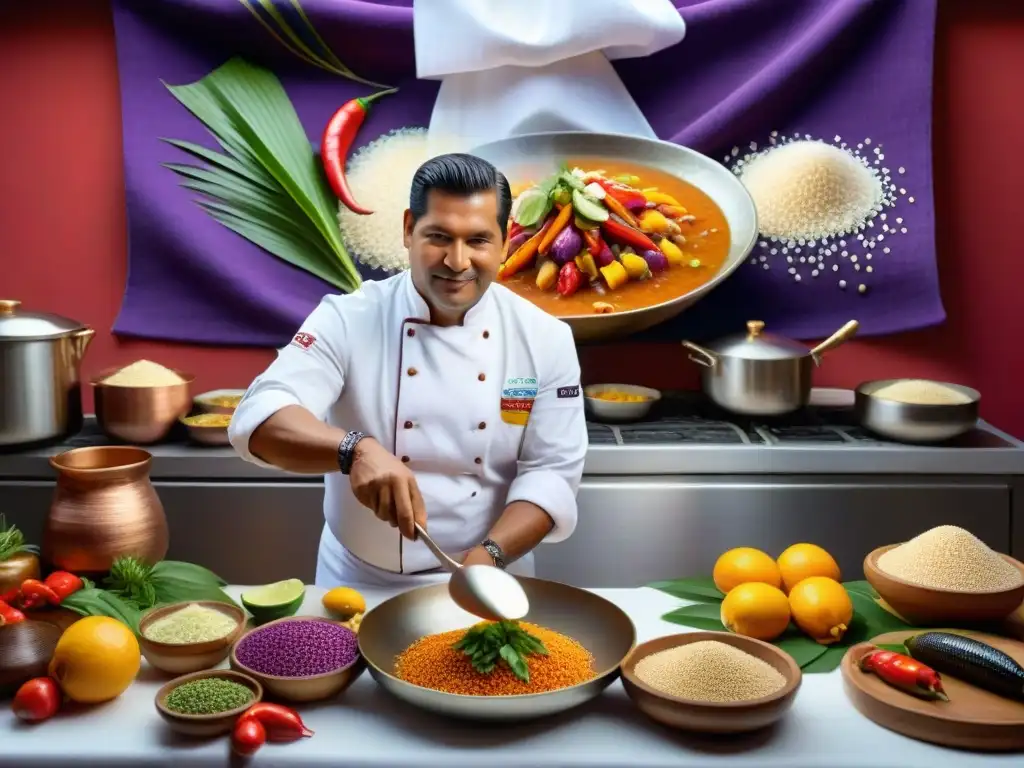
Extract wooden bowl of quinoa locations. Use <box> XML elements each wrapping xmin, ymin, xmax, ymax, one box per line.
<box><xmin>864</xmin><ymin>530</ymin><xmax>1024</xmax><ymax>625</ymax></box>
<box><xmin>620</xmin><ymin>632</ymin><xmax>801</xmax><ymax>734</ymax></box>
<box><xmin>139</xmin><ymin>600</ymin><xmax>246</xmax><ymax>675</ymax></box>
<box><xmin>155</xmin><ymin>669</ymin><xmax>262</xmax><ymax>737</ymax></box>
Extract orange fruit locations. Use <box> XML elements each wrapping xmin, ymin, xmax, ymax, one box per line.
<box><xmin>712</xmin><ymin>547</ymin><xmax>782</xmax><ymax>594</ymax></box>
<box><xmin>720</xmin><ymin>582</ymin><xmax>791</xmax><ymax>641</ymax></box>
<box><xmin>788</xmin><ymin>576</ymin><xmax>854</xmax><ymax>645</ymax></box>
<box><xmin>777</xmin><ymin>543</ymin><xmax>841</xmax><ymax>593</ymax></box>
<box><xmin>49</xmin><ymin>616</ymin><xmax>140</xmax><ymax>703</ymax></box>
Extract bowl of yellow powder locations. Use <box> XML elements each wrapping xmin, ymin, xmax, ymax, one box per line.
<box><xmin>620</xmin><ymin>632</ymin><xmax>801</xmax><ymax>733</ymax></box>
<box><xmin>93</xmin><ymin>360</ymin><xmax>194</xmax><ymax>444</ymax></box>
<box><xmin>139</xmin><ymin>600</ymin><xmax>246</xmax><ymax>675</ymax></box>
<box><xmin>865</xmin><ymin>525</ymin><xmax>1024</xmax><ymax>625</ymax></box>
<box><xmin>584</xmin><ymin>384</ymin><xmax>661</xmax><ymax>423</ymax></box>
<box><xmin>180</xmin><ymin>412</ymin><xmax>233</xmax><ymax>446</ymax></box>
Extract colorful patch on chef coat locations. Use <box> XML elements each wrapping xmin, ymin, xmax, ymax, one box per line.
<box><xmin>501</xmin><ymin>377</ymin><xmax>537</xmax><ymax>426</ymax></box>
<box><xmin>290</xmin><ymin>331</ymin><xmax>316</xmax><ymax>350</ymax></box>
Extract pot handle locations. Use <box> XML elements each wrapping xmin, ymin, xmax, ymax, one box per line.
<box><xmin>809</xmin><ymin>320</ymin><xmax>859</xmax><ymax>365</ymax></box>
<box><xmin>682</xmin><ymin>341</ymin><xmax>718</xmax><ymax>369</ymax></box>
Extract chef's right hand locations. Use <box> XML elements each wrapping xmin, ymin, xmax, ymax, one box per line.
<box><xmin>348</xmin><ymin>438</ymin><xmax>426</xmax><ymax>540</ymax></box>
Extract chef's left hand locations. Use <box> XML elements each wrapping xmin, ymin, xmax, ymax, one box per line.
<box><xmin>462</xmin><ymin>546</ymin><xmax>496</xmax><ymax>568</ymax></box>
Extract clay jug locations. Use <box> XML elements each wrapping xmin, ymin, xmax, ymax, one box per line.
<box><xmin>43</xmin><ymin>446</ymin><xmax>169</xmax><ymax>573</ymax></box>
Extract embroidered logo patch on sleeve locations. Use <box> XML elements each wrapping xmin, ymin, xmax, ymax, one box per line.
<box><xmin>290</xmin><ymin>332</ymin><xmax>316</xmax><ymax>350</ymax></box>
<box><xmin>557</xmin><ymin>385</ymin><xmax>581</xmax><ymax>399</ymax></box>
<box><xmin>501</xmin><ymin>377</ymin><xmax>537</xmax><ymax>426</ymax></box>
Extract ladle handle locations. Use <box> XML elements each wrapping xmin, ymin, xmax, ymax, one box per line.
<box><xmin>414</xmin><ymin>522</ymin><xmax>461</xmax><ymax>574</ymax></box>
<box><xmin>809</xmin><ymin>320</ymin><xmax>859</xmax><ymax>363</ymax></box>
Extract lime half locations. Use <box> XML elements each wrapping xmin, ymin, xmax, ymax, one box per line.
<box><xmin>241</xmin><ymin>578</ymin><xmax>306</xmax><ymax>625</ymax></box>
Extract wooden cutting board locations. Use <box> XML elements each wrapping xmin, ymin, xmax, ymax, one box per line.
<box><xmin>841</xmin><ymin>630</ymin><xmax>1024</xmax><ymax>751</ymax></box>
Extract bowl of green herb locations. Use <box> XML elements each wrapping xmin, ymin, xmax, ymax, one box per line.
<box><xmin>155</xmin><ymin>669</ymin><xmax>262</xmax><ymax>737</ymax></box>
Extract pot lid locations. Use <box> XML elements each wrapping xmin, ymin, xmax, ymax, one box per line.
<box><xmin>708</xmin><ymin>320</ymin><xmax>809</xmax><ymax>361</ymax></box>
<box><xmin>0</xmin><ymin>299</ymin><xmax>88</xmax><ymax>340</ymax></box>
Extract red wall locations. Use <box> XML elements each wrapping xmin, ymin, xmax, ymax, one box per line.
<box><xmin>2</xmin><ymin>1</ymin><xmax>1023</xmax><ymax>433</ymax></box>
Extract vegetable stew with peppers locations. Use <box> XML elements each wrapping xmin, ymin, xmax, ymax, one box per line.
<box><xmin>499</xmin><ymin>159</ymin><xmax>730</xmax><ymax>316</ymax></box>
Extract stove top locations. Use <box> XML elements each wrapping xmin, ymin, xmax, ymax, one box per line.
<box><xmin>586</xmin><ymin>392</ymin><xmax>1017</xmax><ymax>448</ymax></box>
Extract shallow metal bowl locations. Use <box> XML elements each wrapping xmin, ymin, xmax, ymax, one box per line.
<box><xmin>358</xmin><ymin>577</ymin><xmax>636</xmax><ymax>721</ymax></box>
<box><xmin>471</xmin><ymin>131</ymin><xmax>759</xmax><ymax>342</ymax></box>
<box><xmin>855</xmin><ymin>379</ymin><xmax>980</xmax><ymax>444</ymax></box>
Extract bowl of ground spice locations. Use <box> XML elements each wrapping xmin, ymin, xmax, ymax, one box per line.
<box><xmin>620</xmin><ymin>632</ymin><xmax>801</xmax><ymax>733</ymax></box>
<box><xmin>155</xmin><ymin>669</ymin><xmax>262</xmax><ymax>737</ymax></box>
<box><xmin>865</xmin><ymin>525</ymin><xmax>1024</xmax><ymax>625</ymax></box>
<box><xmin>139</xmin><ymin>600</ymin><xmax>246</xmax><ymax>675</ymax></box>
<box><xmin>230</xmin><ymin>616</ymin><xmax>364</xmax><ymax>702</ymax></box>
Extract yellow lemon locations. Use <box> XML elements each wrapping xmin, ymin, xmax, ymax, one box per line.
<box><xmin>720</xmin><ymin>582</ymin><xmax>791</xmax><ymax>641</ymax></box>
<box><xmin>322</xmin><ymin>586</ymin><xmax>366</xmax><ymax>620</ymax></box>
<box><xmin>712</xmin><ymin>547</ymin><xmax>782</xmax><ymax>594</ymax></box>
<box><xmin>777</xmin><ymin>543</ymin><xmax>841</xmax><ymax>593</ymax></box>
<box><xmin>788</xmin><ymin>576</ymin><xmax>854</xmax><ymax>645</ymax></box>
<box><xmin>49</xmin><ymin>616</ymin><xmax>140</xmax><ymax>703</ymax></box>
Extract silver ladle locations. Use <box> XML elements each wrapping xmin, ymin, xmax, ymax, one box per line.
<box><xmin>414</xmin><ymin>522</ymin><xmax>529</xmax><ymax>621</ymax></box>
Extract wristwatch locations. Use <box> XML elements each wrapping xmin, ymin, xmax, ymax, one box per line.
<box><xmin>480</xmin><ymin>538</ymin><xmax>507</xmax><ymax>570</ymax></box>
<box><xmin>337</xmin><ymin>431</ymin><xmax>367</xmax><ymax>475</ymax></box>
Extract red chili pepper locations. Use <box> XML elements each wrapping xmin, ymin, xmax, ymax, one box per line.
<box><xmin>593</xmin><ymin>178</ymin><xmax>647</xmax><ymax>210</ymax></box>
<box><xmin>0</xmin><ymin>587</ymin><xmax>21</xmax><ymax>605</ymax></box>
<box><xmin>508</xmin><ymin>222</ymin><xmax>523</xmax><ymax>241</ymax></box>
<box><xmin>859</xmin><ymin>649</ymin><xmax>948</xmax><ymax>701</ymax></box>
<box><xmin>232</xmin><ymin>715</ymin><xmax>266</xmax><ymax>757</ymax></box>
<box><xmin>19</xmin><ymin>579</ymin><xmax>61</xmax><ymax>608</ymax></box>
<box><xmin>601</xmin><ymin>218</ymin><xmax>659</xmax><ymax>253</ymax></box>
<box><xmin>556</xmin><ymin>261</ymin><xmax>582</xmax><ymax>298</ymax></box>
<box><xmin>240</xmin><ymin>702</ymin><xmax>314</xmax><ymax>742</ymax></box>
<box><xmin>0</xmin><ymin>599</ymin><xmax>25</xmax><ymax>625</ymax></box>
<box><xmin>43</xmin><ymin>571</ymin><xmax>83</xmax><ymax>601</ymax></box>
<box><xmin>321</xmin><ymin>88</ymin><xmax>398</xmax><ymax>215</ymax></box>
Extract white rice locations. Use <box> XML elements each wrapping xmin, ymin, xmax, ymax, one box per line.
<box><xmin>102</xmin><ymin>360</ymin><xmax>184</xmax><ymax>387</ymax></box>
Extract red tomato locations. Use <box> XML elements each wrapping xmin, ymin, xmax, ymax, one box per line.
<box><xmin>13</xmin><ymin>677</ymin><xmax>61</xmax><ymax>722</ymax></box>
<box><xmin>231</xmin><ymin>716</ymin><xmax>266</xmax><ymax>757</ymax></box>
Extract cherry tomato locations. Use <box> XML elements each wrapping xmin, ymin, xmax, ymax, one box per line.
<box><xmin>12</xmin><ymin>677</ymin><xmax>61</xmax><ymax>722</ymax></box>
<box><xmin>231</xmin><ymin>715</ymin><xmax>266</xmax><ymax>757</ymax></box>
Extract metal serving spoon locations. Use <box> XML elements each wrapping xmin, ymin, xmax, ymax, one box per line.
<box><xmin>414</xmin><ymin>522</ymin><xmax>529</xmax><ymax>622</ymax></box>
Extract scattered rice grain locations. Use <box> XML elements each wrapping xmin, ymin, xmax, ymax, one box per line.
<box><xmin>877</xmin><ymin>525</ymin><xmax>1023</xmax><ymax>592</ymax></box>
<box><xmin>634</xmin><ymin>640</ymin><xmax>786</xmax><ymax>703</ymax></box>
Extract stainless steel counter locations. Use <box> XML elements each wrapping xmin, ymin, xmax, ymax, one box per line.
<box><xmin>2</xmin><ymin>404</ymin><xmax>1023</xmax><ymax>588</ymax></box>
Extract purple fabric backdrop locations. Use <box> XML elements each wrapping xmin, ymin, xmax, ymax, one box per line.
<box><xmin>110</xmin><ymin>0</ymin><xmax>942</xmax><ymax>346</ymax></box>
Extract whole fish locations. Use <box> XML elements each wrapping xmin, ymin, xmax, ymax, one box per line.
<box><xmin>904</xmin><ymin>632</ymin><xmax>1024</xmax><ymax>702</ymax></box>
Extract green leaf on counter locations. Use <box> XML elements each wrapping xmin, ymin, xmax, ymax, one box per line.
<box><xmin>62</xmin><ymin>588</ymin><xmax>141</xmax><ymax>634</ymax></box>
<box><xmin>848</xmin><ymin>590</ymin><xmax>913</xmax><ymax>636</ymax></box>
<box><xmin>648</xmin><ymin>578</ymin><xmax>724</xmax><ymax>603</ymax></box>
<box><xmin>661</xmin><ymin>603</ymin><xmax>726</xmax><ymax>632</ymax></box>
<box><xmin>163</xmin><ymin>57</ymin><xmax>363</xmax><ymax>294</ymax></box>
<box><xmin>842</xmin><ymin>580</ymin><xmax>877</xmax><ymax>597</ymax></box>
<box><xmin>150</xmin><ymin>560</ymin><xmax>235</xmax><ymax>607</ymax></box>
<box><xmin>874</xmin><ymin>643</ymin><xmax>908</xmax><ymax>654</ymax></box>
<box><xmin>773</xmin><ymin>627</ymin><xmax>829</xmax><ymax>668</ymax></box>
<box><xmin>801</xmin><ymin>644</ymin><xmax>847</xmax><ymax>673</ymax></box>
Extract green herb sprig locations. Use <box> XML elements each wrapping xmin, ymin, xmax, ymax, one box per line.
<box><xmin>453</xmin><ymin>621</ymin><xmax>548</xmax><ymax>683</ymax></box>
<box><xmin>104</xmin><ymin>556</ymin><xmax>235</xmax><ymax>610</ymax></box>
<box><xmin>0</xmin><ymin>514</ymin><xmax>38</xmax><ymax>562</ymax></box>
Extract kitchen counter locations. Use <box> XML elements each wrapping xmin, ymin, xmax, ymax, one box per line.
<box><xmin>0</xmin><ymin>585</ymin><xmax>1017</xmax><ymax>768</ymax></box>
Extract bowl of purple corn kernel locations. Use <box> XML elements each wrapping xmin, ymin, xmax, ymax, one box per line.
<box><xmin>230</xmin><ymin>616</ymin><xmax>365</xmax><ymax>702</ymax></box>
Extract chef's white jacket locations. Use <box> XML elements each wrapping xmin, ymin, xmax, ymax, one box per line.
<box><xmin>229</xmin><ymin>271</ymin><xmax>588</xmax><ymax>575</ymax></box>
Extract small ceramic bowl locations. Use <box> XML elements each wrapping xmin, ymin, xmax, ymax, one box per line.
<box><xmin>193</xmin><ymin>388</ymin><xmax>246</xmax><ymax>415</ymax></box>
<box><xmin>864</xmin><ymin>545</ymin><xmax>1024</xmax><ymax>625</ymax></box>
<box><xmin>620</xmin><ymin>631</ymin><xmax>801</xmax><ymax>734</ymax></box>
<box><xmin>179</xmin><ymin>414</ymin><xmax>232</xmax><ymax>446</ymax></box>
<box><xmin>155</xmin><ymin>669</ymin><xmax>262</xmax><ymax>737</ymax></box>
<box><xmin>139</xmin><ymin>600</ymin><xmax>247</xmax><ymax>675</ymax></box>
<box><xmin>584</xmin><ymin>384</ymin><xmax>661</xmax><ymax>422</ymax></box>
<box><xmin>229</xmin><ymin>616</ymin><xmax>365</xmax><ymax>703</ymax></box>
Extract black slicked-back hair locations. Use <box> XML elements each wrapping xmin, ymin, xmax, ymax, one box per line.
<box><xmin>408</xmin><ymin>153</ymin><xmax>513</xmax><ymax>238</ymax></box>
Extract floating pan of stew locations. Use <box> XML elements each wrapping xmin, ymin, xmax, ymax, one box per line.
<box><xmin>471</xmin><ymin>132</ymin><xmax>759</xmax><ymax>343</ymax></box>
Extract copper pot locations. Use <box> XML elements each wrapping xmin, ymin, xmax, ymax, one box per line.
<box><xmin>43</xmin><ymin>446</ymin><xmax>169</xmax><ymax>573</ymax></box>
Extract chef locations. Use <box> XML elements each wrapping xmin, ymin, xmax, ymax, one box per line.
<box><xmin>229</xmin><ymin>153</ymin><xmax>588</xmax><ymax>588</ymax></box>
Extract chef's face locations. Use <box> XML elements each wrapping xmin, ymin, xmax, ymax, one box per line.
<box><xmin>404</xmin><ymin>189</ymin><xmax>504</xmax><ymax>326</ymax></box>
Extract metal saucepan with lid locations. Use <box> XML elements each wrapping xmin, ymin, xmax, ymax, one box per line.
<box><xmin>0</xmin><ymin>299</ymin><xmax>95</xmax><ymax>447</ymax></box>
<box><xmin>682</xmin><ymin>319</ymin><xmax>859</xmax><ymax>416</ymax></box>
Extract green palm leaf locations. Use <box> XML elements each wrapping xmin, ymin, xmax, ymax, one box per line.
<box><xmin>162</xmin><ymin>57</ymin><xmax>361</xmax><ymax>292</ymax></box>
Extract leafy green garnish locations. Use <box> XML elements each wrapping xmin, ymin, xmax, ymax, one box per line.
<box><xmin>453</xmin><ymin>621</ymin><xmax>548</xmax><ymax>683</ymax></box>
<box><xmin>103</xmin><ymin>556</ymin><xmax>235</xmax><ymax>611</ymax></box>
<box><xmin>0</xmin><ymin>515</ymin><xmax>38</xmax><ymax>562</ymax></box>
<box><xmin>105</xmin><ymin>556</ymin><xmax>158</xmax><ymax>609</ymax></box>
<box><xmin>62</xmin><ymin>588</ymin><xmax>142</xmax><ymax>634</ymax></box>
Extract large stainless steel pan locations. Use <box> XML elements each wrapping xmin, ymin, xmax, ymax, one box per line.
<box><xmin>358</xmin><ymin>577</ymin><xmax>636</xmax><ymax>721</ymax></box>
<box><xmin>471</xmin><ymin>132</ymin><xmax>759</xmax><ymax>342</ymax></box>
